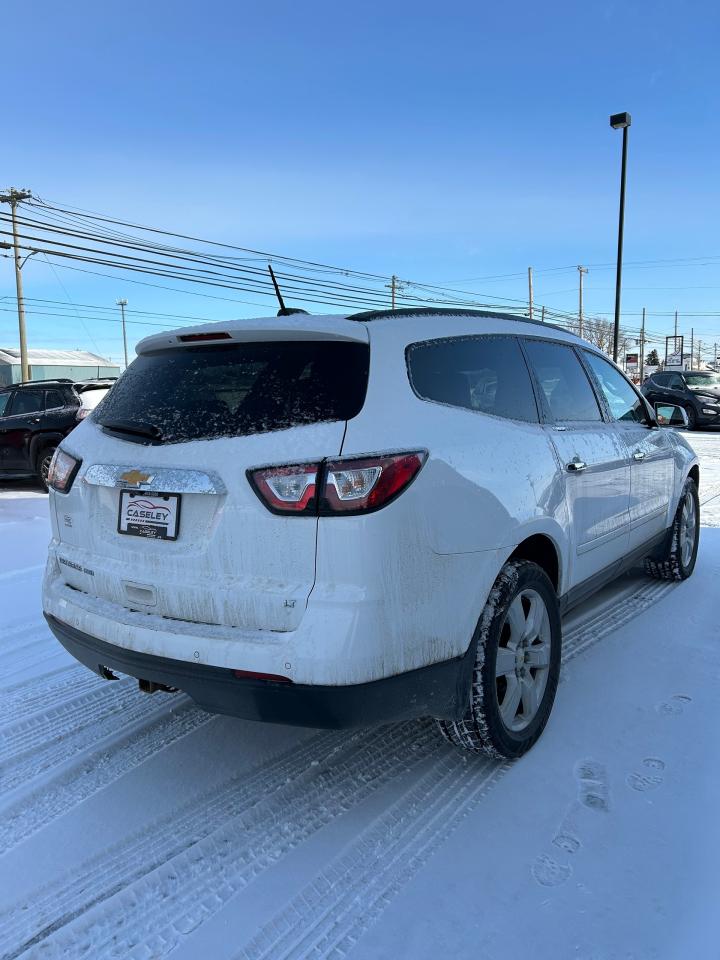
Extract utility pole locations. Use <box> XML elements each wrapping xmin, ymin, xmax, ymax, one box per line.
<box><xmin>639</xmin><ymin>307</ymin><xmax>646</xmax><ymax>381</ymax></box>
<box><xmin>117</xmin><ymin>299</ymin><xmax>129</xmax><ymax>369</ymax></box>
<box><xmin>528</xmin><ymin>267</ymin><xmax>534</xmax><ymax>321</ymax></box>
<box><xmin>577</xmin><ymin>266</ymin><xmax>588</xmax><ymax>338</ymax></box>
<box><xmin>674</xmin><ymin>310</ymin><xmax>678</xmax><ymax>339</ymax></box>
<box><xmin>698</xmin><ymin>339</ymin><xmax>702</xmax><ymax>369</ymax></box>
<box><xmin>540</xmin><ymin>305</ymin><xmax>546</xmax><ymax>324</ymax></box>
<box><xmin>0</xmin><ymin>187</ymin><xmax>32</xmax><ymax>381</ymax></box>
<box><xmin>387</xmin><ymin>275</ymin><xmax>398</xmax><ymax>310</ymax></box>
<box><xmin>690</xmin><ymin>327</ymin><xmax>694</xmax><ymax>371</ymax></box>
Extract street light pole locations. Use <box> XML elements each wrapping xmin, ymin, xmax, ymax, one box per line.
<box><xmin>117</xmin><ymin>299</ymin><xmax>129</xmax><ymax>369</ymax></box>
<box><xmin>610</xmin><ymin>113</ymin><xmax>631</xmax><ymax>363</ymax></box>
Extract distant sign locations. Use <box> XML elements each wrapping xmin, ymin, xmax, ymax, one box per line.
<box><xmin>626</xmin><ymin>352</ymin><xmax>639</xmax><ymax>366</ymax></box>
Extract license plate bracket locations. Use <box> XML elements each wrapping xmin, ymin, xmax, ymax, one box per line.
<box><xmin>118</xmin><ymin>490</ymin><xmax>181</xmax><ymax>541</ymax></box>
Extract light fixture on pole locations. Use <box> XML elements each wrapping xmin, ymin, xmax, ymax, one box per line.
<box><xmin>610</xmin><ymin>111</ymin><xmax>631</xmax><ymax>363</ymax></box>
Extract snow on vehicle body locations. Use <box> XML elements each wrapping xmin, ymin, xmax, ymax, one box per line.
<box><xmin>42</xmin><ymin>309</ymin><xmax>700</xmax><ymax>757</ymax></box>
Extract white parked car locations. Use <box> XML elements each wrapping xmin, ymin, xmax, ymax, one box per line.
<box><xmin>42</xmin><ymin>309</ymin><xmax>700</xmax><ymax>758</ymax></box>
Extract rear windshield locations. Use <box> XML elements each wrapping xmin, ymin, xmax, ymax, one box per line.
<box><xmin>94</xmin><ymin>340</ymin><xmax>370</xmax><ymax>444</ymax></box>
<box><xmin>78</xmin><ymin>387</ymin><xmax>110</xmax><ymax>410</ymax></box>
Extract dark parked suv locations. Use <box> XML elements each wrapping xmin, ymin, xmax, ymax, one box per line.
<box><xmin>0</xmin><ymin>378</ymin><xmax>114</xmax><ymax>489</ymax></box>
<box><xmin>642</xmin><ymin>370</ymin><xmax>720</xmax><ymax>430</ymax></box>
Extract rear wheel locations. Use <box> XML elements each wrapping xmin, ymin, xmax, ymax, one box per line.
<box><xmin>645</xmin><ymin>477</ymin><xmax>699</xmax><ymax>581</ymax></box>
<box><xmin>38</xmin><ymin>447</ymin><xmax>56</xmax><ymax>492</ymax></box>
<box><xmin>437</xmin><ymin>560</ymin><xmax>561</xmax><ymax>759</ymax></box>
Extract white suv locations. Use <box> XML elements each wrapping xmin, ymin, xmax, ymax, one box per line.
<box><xmin>42</xmin><ymin>309</ymin><xmax>700</xmax><ymax>758</ymax></box>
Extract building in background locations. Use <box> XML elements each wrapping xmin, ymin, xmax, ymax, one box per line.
<box><xmin>0</xmin><ymin>348</ymin><xmax>120</xmax><ymax>387</ymax></box>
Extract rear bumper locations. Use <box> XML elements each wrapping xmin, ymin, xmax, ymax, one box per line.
<box><xmin>45</xmin><ymin>613</ymin><xmax>474</xmax><ymax>729</ymax></box>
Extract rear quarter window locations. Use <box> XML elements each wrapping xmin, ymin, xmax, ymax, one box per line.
<box><xmin>406</xmin><ymin>335</ymin><xmax>539</xmax><ymax>422</ymax></box>
<box><xmin>95</xmin><ymin>340</ymin><xmax>370</xmax><ymax>443</ymax></box>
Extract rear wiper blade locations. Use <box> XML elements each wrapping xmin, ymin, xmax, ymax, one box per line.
<box><xmin>100</xmin><ymin>419</ymin><xmax>164</xmax><ymax>444</ymax></box>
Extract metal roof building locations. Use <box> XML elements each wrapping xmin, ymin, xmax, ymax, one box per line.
<box><xmin>0</xmin><ymin>348</ymin><xmax>121</xmax><ymax>387</ymax></box>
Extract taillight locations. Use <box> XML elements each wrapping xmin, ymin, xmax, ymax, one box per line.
<box><xmin>48</xmin><ymin>449</ymin><xmax>82</xmax><ymax>493</ymax></box>
<box><xmin>247</xmin><ymin>462</ymin><xmax>319</xmax><ymax>515</ymax></box>
<box><xmin>248</xmin><ymin>451</ymin><xmax>426</xmax><ymax>516</ymax></box>
<box><xmin>321</xmin><ymin>452</ymin><xmax>427</xmax><ymax>514</ymax></box>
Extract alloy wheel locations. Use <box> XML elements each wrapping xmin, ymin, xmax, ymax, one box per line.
<box><xmin>495</xmin><ymin>589</ymin><xmax>551</xmax><ymax>732</ymax></box>
<box><xmin>680</xmin><ymin>490</ymin><xmax>697</xmax><ymax>567</ymax></box>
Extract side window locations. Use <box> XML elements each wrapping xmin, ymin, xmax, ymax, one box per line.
<box><xmin>9</xmin><ymin>390</ymin><xmax>44</xmax><ymax>416</ymax></box>
<box><xmin>668</xmin><ymin>374</ymin><xmax>685</xmax><ymax>390</ymax></box>
<box><xmin>583</xmin><ymin>351</ymin><xmax>648</xmax><ymax>424</ymax></box>
<box><xmin>407</xmin><ymin>335</ymin><xmax>539</xmax><ymax>423</ymax></box>
<box><xmin>0</xmin><ymin>392</ymin><xmax>12</xmax><ymax>417</ymax></box>
<box><xmin>44</xmin><ymin>390</ymin><xmax>66</xmax><ymax>410</ymax></box>
<box><xmin>522</xmin><ymin>340</ymin><xmax>602</xmax><ymax>422</ymax></box>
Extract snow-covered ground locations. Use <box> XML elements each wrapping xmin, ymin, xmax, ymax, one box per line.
<box><xmin>1</xmin><ymin>432</ymin><xmax>719</xmax><ymax>960</ymax></box>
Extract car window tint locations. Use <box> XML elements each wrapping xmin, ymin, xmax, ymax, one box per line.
<box><xmin>45</xmin><ymin>390</ymin><xmax>65</xmax><ymax>409</ymax></box>
<box><xmin>10</xmin><ymin>390</ymin><xmax>44</xmax><ymax>416</ymax></box>
<box><xmin>407</xmin><ymin>335</ymin><xmax>538</xmax><ymax>423</ymax></box>
<box><xmin>523</xmin><ymin>340</ymin><xmax>602</xmax><ymax>422</ymax></box>
<box><xmin>0</xmin><ymin>393</ymin><xmax>11</xmax><ymax>417</ymax></box>
<box><xmin>96</xmin><ymin>341</ymin><xmax>370</xmax><ymax>444</ymax></box>
<box><xmin>652</xmin><ymin>373</ymin><xmax>667</xmax><ymax>385</ymax></box>
<box><xmin>669</xmin><ymin>375</ymin><xmax>685</xmax><ymax>389</ymax></box>
<box><xmin>583</xmin><ymin>351</ymin><xmax>648</xmax><ymax>423</ymax></box>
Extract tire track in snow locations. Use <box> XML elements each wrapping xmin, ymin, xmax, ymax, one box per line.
<box><xmin>1</xmin><ymin>676</ymin><xmax>138</xmax><ymax>761</ymax></box>
<box><xmin>231</xmin><ymin>576</ymin><xmax>679</xmax><ymax>960</ymax></box>
<box><xmin>1</xmin><ymin>569</ymin><xmax>677</xmax><ymax>957</ymax></box>
<box><xmin>1</xmin><ymin>723</ymin><xmax>440</xmax><ymax>960</ymax></box>
<box><xmin>563</xmin><ymin>578</ymin><xmax>675</xmax><ymax>663</ymax></box>
<box><xmin>238</xmin><ymin>754</ymin><xmax>507</xmax><ymax>960</ymax></box>
<box><xmin>0</xmin><ymin>702</ymin><xmax>210</xmax><ymax>853</ymax></box>
<box><xmin>0</xmin><ymin>666</ymin><xmax>94</xmax><ymax>727</ymax></box>
<box><xmin>1</xmin><ymin>684</ymin><xmax>180</xmax><ymax>793</ymax></box>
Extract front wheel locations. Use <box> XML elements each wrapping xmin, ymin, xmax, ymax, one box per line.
<box><xmin>437</xmin><ymin>560</ymin><xmax>562</xmax><ymax>759</ymax></box>
<box><xmin>684</xmin><ymin>405</ymin><xmax>697</xmax><ymax>430</ymax></box>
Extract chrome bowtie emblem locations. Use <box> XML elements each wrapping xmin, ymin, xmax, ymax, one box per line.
<box><xmin>119</xmin><ymin>469</ymin><xmax>154</xmax><ymax>487</ymax></box>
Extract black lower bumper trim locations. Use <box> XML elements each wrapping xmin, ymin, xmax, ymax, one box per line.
<box><xmin>44</xmin><ymin>614</ymin><xmax>474</xmax><ymax>729</ymax></box>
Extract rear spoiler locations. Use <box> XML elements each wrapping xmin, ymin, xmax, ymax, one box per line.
<box><xmin>136</xmin><ymin>316</ymin><xmax>369</xmax><ymax>355</ymax></box>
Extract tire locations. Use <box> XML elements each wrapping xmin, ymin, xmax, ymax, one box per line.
<box><xmin>38</xmin><ymin>446</ymin><xmax>57</xmax><ymax>492</ymax></box>
<box><xmin>684</xmin><ymin>405</ymin><xmax>697</xmax><ymax>430</ymax></box>
<box><xmin>645</xmin><ymin>477</ymin><xmax>700</xmax><ymax>581</ymax></box>
<box><xmin>436</xmin><ymin>560</ymin><xmax>562</xmax><ymax>759</ymax></box>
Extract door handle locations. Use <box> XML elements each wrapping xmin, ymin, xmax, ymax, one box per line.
<box><xmin>633</xmin><ymin>451</ymin><xmax>645</xmax><ymax>461</ymax></box>
<box><xmin>567</xmin><ymin>459</ymin><xmax>587</xmax><ymax>472</ymax></box>
<box><xmin>30</xmin><ymin>417</ymin><xmax>41</xmax><ymax>424</ymax></box>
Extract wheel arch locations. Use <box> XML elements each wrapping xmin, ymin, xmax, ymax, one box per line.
<box><xmin>30</xmin><ymin>431</ymin><xmax>64</xmax><ymax>471</ymax></box>
<box><xmin>506</xmin><ymin>531</ymin><xmax>563</xmax><ymax>595</ymax></box>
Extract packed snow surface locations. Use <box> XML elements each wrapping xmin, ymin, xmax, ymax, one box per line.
<box><xmin>1</xmin><ymin>431</ymin><xmax>719</xmax><ymax>959</ymax></box>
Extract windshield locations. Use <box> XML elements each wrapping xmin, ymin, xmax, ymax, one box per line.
<box><xmin>685</xmin><ymin>373</ymin><xmax>720</xmax><ymax>387</ymax></box>
<box><xmin>94</xmin><ymin>340</ymin><xmax>370</xmax><ymax>443</ymax></box>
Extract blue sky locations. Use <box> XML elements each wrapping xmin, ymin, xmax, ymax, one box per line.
<box><xmin>2</xmin><ymin>0</ymin><xmax>719</xmax><ymax>364</ymax></box>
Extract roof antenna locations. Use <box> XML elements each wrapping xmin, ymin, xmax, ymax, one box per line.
<box><xmin>268</xmin><ymin>265</ymin><xmax>309</xmax><ymax>317</ymax></box>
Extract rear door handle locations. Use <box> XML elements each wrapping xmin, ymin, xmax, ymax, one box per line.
<box><xmin>567</xmin><ymin>460</ymin><xmax>587</xmax><ymax>472</ymax></box>
<box><xmin>633</xmin><ymin>451</ymin><xmax>645</xmax><ymax>461</ymax></box>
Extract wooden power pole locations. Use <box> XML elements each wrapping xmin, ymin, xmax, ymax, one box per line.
<box><xmin>528</xmin><ymin>267</ymin><xmax>534</xmax><ymax>321</ymax></box>
<box><xmin>577</xmin><ymin>266</ymin><xmax>588</xmax><ymax>338</ymax></box>
<box><xmin>0</xmin><ymin>187</ymin><xmax>32</xmax><ymax>382</ymax></box>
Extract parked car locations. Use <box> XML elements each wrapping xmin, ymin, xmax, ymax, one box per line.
<box><xmin>42</xmin><ymin>310</ymin><xmax>699</xmax><ymax>758</ymax></box>
<box><xmin>642</xmin><ymin>370</ymin><xmax>720</xmax><ymax>429</ymax></box>
<box><xmin>0</xmin><ymin>377</ymin><xmax>115</xmax><ymax>489</ymax></box>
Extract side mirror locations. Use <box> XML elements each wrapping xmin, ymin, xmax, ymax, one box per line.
<box><xmin>654</xmin><ymin>403</ymin><xmax>689</xmax><ymax>428</ymax></box>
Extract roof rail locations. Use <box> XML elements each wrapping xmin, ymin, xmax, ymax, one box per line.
<box><xmin>347</xmin><ymin>306</ymin><xmax>570</xmax><ymax>335</ymax></box>
<box><xmin>15</xmin><ymin>377</ymin><xmax>75</xmax><ymax>386</ymax></box>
